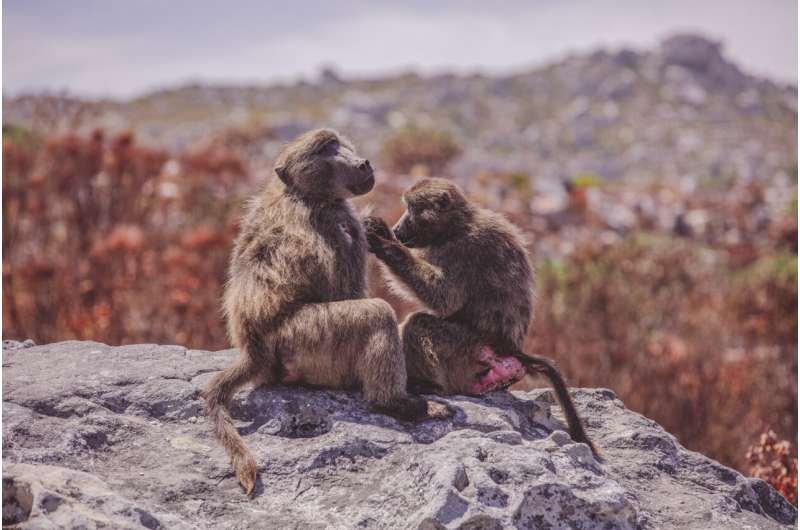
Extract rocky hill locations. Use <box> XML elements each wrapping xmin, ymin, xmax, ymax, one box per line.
<box><xmin>4</xmin><ymin>34</ymin><xmax>796</xmax><ymax>190</ymax></box>
<box><xmin>5</xmin><ymin>34</ymin><xmax>796</xmax><ymax>263</ymax></box>
<box><xmin>3</xmin><ymin>340</ymin><xmax>796</xmax><ymax>529</ymax></box>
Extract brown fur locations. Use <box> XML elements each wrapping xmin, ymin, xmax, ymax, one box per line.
<box><xmin>364</xmin><ymin>177</ymin><xmax>599</xmax><ymax>457</ymax></box>
<box><xmin>204</xmin><ymin>129</ymin><xmax>427</xmax><ymax>495</ymax></box>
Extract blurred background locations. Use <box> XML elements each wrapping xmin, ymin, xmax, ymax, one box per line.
<box><xmin>3</xmin><ymin>0</ymin><xmax>797</xmax><ymax>503</ymax></box>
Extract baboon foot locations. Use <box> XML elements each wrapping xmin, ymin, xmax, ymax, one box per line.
<box><xmin>426</xmin><ymin>400</ymin><xmax>454</xmax><ymax>419</ymax></box>
<box><xmin>373</xmin><ymin>395</ymin><xmax>428</xmax><ymax>421</ymax></box>
<box><xmin>470</xmin><ymin>346</ymin><xmax>526</xmax><ymax>394</ymax></box>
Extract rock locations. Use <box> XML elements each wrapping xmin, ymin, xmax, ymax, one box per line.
<box><xmin>3</xmin><ymin>341</ymin><xmax>796</xmax><ymax>529</ymax></box>
<box><xmin>657</xmin><ymin>34</ymin><xmax>748</xmax><ymax>92</ymax></box>
<box><xmin>613</xmin><ymin>49</ymin><xmax>641</xmax><ymax>70</ymax></box>
<box><xmin>2</xmin><ymin>339</ymin><xmax>35</xmax><ymax>351</ymax></box>
<box><xmin>659</xmin><ymin>34</ymin><xmax>725</xmax><ymax>74</ymax></box>
<box><xmin>3</xmin><ymin>464</ymin><xmax>191</xmax><ymax>529</ymax></box>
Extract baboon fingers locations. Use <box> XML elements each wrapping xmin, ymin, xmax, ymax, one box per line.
<box><xmin>362</xmin><ymin>215</ymin><xmax>394</xmax><ymax>241</ymax></box>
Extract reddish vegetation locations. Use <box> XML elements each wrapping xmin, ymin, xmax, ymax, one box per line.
<box><xmin>3</xmin><ymin>129</ymin><xmax>241</xmax><ymax>347</ymax></box>
<box><xmin>526</xmin><ymin>235</ymin><xmax>796</xmax><ymax>482</ymax></box>
<box><xmin>748</xmin><ymin>431</ymin><xmax>798</xmax><ymax>505</ymax></box>
<box><xmin>3</xmin><ymin>128</ymin><xmax>796</xmax><ymax>504</ymax></box>
<box><xmin>380</xmin><ymin>126</ymin><xmax>461</xmax><ymax>176</ymax></box>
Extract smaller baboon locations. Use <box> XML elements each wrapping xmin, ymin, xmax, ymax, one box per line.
<box><xmin>204</xmin><ymin>129</ymin><xmax>432</xmax><ymax>495</ymax></box>
<box><xmin>364</xmin><ymin>177</ymin><xmax>599</xmax><ymax>456</ymax></box>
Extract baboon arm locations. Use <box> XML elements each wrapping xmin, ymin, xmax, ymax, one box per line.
<box><xmin>226</xmin><ymin>240</ymin><xmax>323</xmax><ymax>328</ymax></box>
<box><xmin>379</xmin><ymin>242</ymin><xmax>466</xmax><ymax>316</ymax></box>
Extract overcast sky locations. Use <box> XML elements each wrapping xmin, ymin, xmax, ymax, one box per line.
<box><xmin>3</xmin><ymin>0</ymin><xmax>797</xmax><ymax>99</ymax></box>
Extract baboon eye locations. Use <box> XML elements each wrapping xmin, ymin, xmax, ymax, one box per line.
<box><xmin>317</xmin><ymin>141</ymin><xmax>339</xmax><ymax>156</ymax></box>
<box><xmin>434</xmin><ymin>195</ymin><xmax>451</xmax><ymax>210</ymax></box>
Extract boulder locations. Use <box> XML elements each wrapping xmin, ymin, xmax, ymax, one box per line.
<box><xmin>657</xmin><ymin>34</ymin><xmax>749</xmax><ymax>92</ymax></box>
<box><xmin>3</xmin><ymin>341</ymin><xmax>796</xmax><ymax>529</ymax></box>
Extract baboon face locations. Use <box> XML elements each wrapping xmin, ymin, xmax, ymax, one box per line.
<box><xmin>275</xmin><ymin>128</ymin><xmax>374</xmax><ymax>200</ymax></box>
<box><xmin>393</xmin><ymin>178</ymin><xmax>470</xmax><ymax>248</ymax></box>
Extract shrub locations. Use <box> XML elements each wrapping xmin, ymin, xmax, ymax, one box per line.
<box><xmin>528</xmin><ymin>234</ymin><xmax>797</xmax><ymax>472</ymax></box>
<box><xmin>381</xmin><ymin>126</ymin><xmax>461</xmax><ymax>175</ymax></box>
<box><xmin>2</xmin><ymin>130</ymin><xmax>247</xmax><ymax>348</ymax></box>
<box><xmin>747</xmin><ymin>430</ymin><xmax>798</xmax><ymax>505</ymax></box>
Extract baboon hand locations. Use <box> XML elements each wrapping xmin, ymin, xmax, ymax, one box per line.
<box><xmin>363</xmin><ymin>215</ymin><xmax>396</xmax><ymax>256</ymax></box>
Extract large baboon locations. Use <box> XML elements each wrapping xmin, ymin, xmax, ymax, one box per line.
<box><xmin>364</xmin><ymin>177</ymin><xmax>599</xmax><ymax>456</ymax></box>
<box><xmin>204</xmin><ymin>129</ymin><xmax>429</xmax><ymax>495</ymax></box>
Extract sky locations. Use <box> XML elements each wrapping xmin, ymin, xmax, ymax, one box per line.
<box><xmin>3</xmin><ymin>0</ymin><xmax>798</xmax><ymax>99</ymax></box>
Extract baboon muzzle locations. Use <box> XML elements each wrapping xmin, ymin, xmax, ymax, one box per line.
<box><xmin>348</xmin><ymin>171</ymin><xmax>375</xmax><ymax>195</ymax></box>
<box><xmin>393</xmin><ymin>214</ymin><xmax>414</xmax><ymax>246</ymax></box>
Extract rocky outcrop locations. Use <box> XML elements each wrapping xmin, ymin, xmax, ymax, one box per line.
<box><xmin>2</xmin><ymin>341</ymin><xmax>796</xmax><ymax>529</ymax></box>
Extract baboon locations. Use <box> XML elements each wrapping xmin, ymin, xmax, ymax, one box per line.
<box><xmin>364</xmin><ymin>177</ymin><xmax>599</xmax><ymax>456</ymax></box>
<box><xmin>204</xmin><ymin>129</ymin><xmax>430</xmax><ymax>495</ymax></box>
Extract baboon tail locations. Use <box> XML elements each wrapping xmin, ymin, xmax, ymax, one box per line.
<box><xmin>203</xmin><ymin>357</ymin><xmax>258</xmax><ymax>495</ymax></box>
<box><xmin>513</xmin><ymin>350</ymin><xmax>602</xmax><ymax>460</ymax></box>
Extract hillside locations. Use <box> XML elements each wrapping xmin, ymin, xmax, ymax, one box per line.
<box><xmin>5</xmin><ymin>34</ymin><xmax>796</xmax><ymax>255</ymax></box>
<box><xmin>4</xmin><ymin>34</ymin><xmax>796</xmax><ymax>184</ymax></box>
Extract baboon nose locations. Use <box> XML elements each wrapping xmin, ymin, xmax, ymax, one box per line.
<box><xmin>359</xmin><ymin>159</ymin><xmax>372</xmax><ymax>172</ymax></box>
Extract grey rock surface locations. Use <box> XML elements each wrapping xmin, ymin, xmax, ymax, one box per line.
<box><xmin>2</xmin><ymin>341</ymin><xmax>796</xmax><ymax>529</ymax></box>
<box><xmin>2</xmin><ymin>339</ymin><xmax>36</xmax><ymax>351</ymax></box>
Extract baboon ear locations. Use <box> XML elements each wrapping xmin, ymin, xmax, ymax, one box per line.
<box><xmin>275</xmin><ymin>166</ymin><xmax>290</xmax><ymax>185</ymax></box>
<box><xmin>434</xmin><ymin>194</ymin><xmax>452</xmax><ymax>211</ymax></box>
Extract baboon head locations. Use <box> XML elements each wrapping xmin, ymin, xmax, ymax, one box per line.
<box><xmin>393</xmin><ymin>178</ymin><xmax>473</xmax><ymax>248</ymax></box>
<box><xmin>274</xmin><ymin>128</ymin><xmax>374</xmax><ymax>200</ymax></box>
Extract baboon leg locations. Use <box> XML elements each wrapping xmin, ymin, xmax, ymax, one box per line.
<box><xmin>276</xmin><ymin>299</ymin><xmax>427</xmax><ymax>420</ymax></box>
<box><xmin>401</xmin><ymin>312</ymin><xmax>481</xmax><ymax>395</ymax></box>
<box><xmin>402</xmin><ymin>313</ymin><xmax>526</xmax><ymax>395</ymax></box>
<box><xmin>203</xmin><ymin>354</ymin><xmax>265</xmax><ymax>496</ymax></box>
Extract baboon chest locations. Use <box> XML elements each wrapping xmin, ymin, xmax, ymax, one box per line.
<box><xmin>315</xmin><ymin>210</ymin><xmax>366</xmax><ymax>299</ymax></box>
